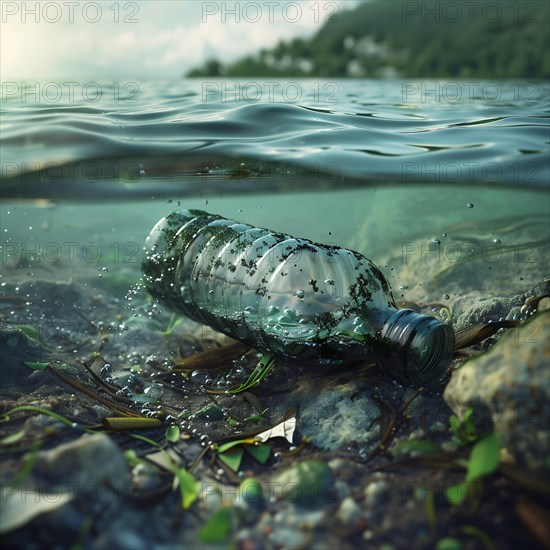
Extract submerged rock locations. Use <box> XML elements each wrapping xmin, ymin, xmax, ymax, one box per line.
<box><xmin>34</xmin><ymin>433</ymin><xmax>131</xmax><ymax>492</ymax></box>
<box><xmin>450</xmin><ymin>279</ymin><xmax>549</xmax><ymax>331</ymax></box>
<box><xmin>444</xmin><ymin>311</ymin><xmax>550</xmax><ymax>470</ymax></box>
<box><xmin>274</xmin><ymin>459</ymin><xmax>336</xmax><ymax>508</ymax></box>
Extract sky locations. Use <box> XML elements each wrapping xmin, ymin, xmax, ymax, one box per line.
<box><xmin>1</xmin><ymin>0</ymin><xmax>360</xmax><ymax>80</ymax></box>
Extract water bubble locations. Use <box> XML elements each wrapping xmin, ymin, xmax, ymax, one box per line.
<box><xmin>191</xmin><ymin>370</ymin><xmax>212</xmax><ymax>385</ymax></box>
<box><xmin>432</xmin><ymin>239</ymin><xmax>441</xmax><ymax>246</ymax></box>
<box><xmin>492</xmin><ymin>238</ymin><xmax>501</xmax><ymax>244</ymax></box>
<box><xmin>324</xmin><ymin>279</ymin><xmax>335</xmax><ymax>286</ymax></box>
<box><xmin>295</xmin><ymin>290</ymin><xmax>305</xmax><ymax>299</ymax></box>
<box><xmin>204</xmin><ymin>200</ymin><xmax>209</xmax><ymax>205</ymax></box>
<box><xmin>466</xmin><ymin>203</ymin><xmax>474</xmax><ymax>208</ymax></box>
<box><xmin>443</xmin><ymin>294</ymin><xmax>450</xmax><ymax>300</ymax></box>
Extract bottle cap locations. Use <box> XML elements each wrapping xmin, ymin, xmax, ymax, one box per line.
<box><xmin>380</xmin><ymin>309</ymin><xmax>455</xmax><ymax>388</ymax></box>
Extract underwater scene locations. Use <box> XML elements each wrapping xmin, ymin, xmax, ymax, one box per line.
<box><xmin>1</xmin><ymin>69</ymin><xmax>549</xmax><ymax>550</ymax></box>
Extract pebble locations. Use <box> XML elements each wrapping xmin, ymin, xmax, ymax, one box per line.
<box><xmin>364</xmin><ymin>480</ymin><xmax>388</xmax><ymax>507</ymax></box>
<box><xmin>334</xmin><ymin>496</ymin><xmax>362</xmax><ymax>528</ymax></box>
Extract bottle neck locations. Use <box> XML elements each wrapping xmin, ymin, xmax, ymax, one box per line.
<box><xmin>379</xmin><ymin>309</ymin><xmax>455</xmax><ymax>388</ymax></box>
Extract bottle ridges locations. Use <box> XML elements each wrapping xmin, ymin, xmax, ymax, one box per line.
<box><xmin>142</xmin><ymin>209</ymin><xmax>396</xmax><ymax>364</ymax></box>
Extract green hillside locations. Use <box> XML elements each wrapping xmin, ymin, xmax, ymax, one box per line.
<box><xmin>187</xmin><ymin>0</ymin><xmax>550</xmax><ymax>78</ymax></box>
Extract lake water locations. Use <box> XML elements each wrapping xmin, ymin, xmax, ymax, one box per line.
<box><xmin>1</xmin><ymin>78</ymin><xmax>549</xmax><ymax>315</ymax></box>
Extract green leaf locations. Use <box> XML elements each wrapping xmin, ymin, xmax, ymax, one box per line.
<box><xmin>465</xmin><ymin>432</ymin><xmax>500</xmax><ymax>483</ymax></box>
<box><xmin>217</xmin><ymin>438</ymin><xmax>256</xmax><ymax>454</ymax></box>
<box><xmin>445</xmin><ymin>481</ymin><xmax>470</xmax><ymax>506</ymax></box>
<box><xmin>436</xmin><ymin>537</ymin><xmax>462</xmax><ymax>550</ymax></box>
<box><xmin>128</xmin><ymin>433</ymin><xmax>161</xmax><ymax>448</ymax></box>
<box><xmin>123</xmin><ymin>449</ymin><xmax>142</xmax><ymax>466</ymax></box>
<box><xmin>0</xmin><ymin>430</ymin><xmax>25</xmax><ymax>446</ymax></box>
<box><xmin>174</xmin><ymin>469</ymin><xmax>200</xmax><ymax>509</ymax></box>
<box><xmin>198</xmin><ymin>507</ymin><xmax>232</xmax><ymax>543</ymax></box>
<box><xmin>0</xmin><ymin>405</ymin><xmax>79</xmax><ymax>430</ymax></box>
<box><xmin>393</xmin><ymin>439</ymin><xmax>440</xmax><ymax>456</ymax></box>
<box><xmin>23</xmin><ymin>361</ymin><xmax>50</xmax><ymax>371</ymax></box>
<box><xmin>218</xmin><ymin>447</ymin><xmax>244</xmax><ymax>472</ymax></box>
<box><xmin>228</xmin><ymin>355</ymin><xmax>274</xmax><ymax>393</ymax></box>
<box><xmin>244</xmin><ymin>443</ymin><xmax>271</xmax><ymax>464</ymax></box>
<box><xmin>449</xmin><ymin>414</ymin><xmax>460</xmax><ymax>436</ymax></box>
<box><xmin>450</xmin><ymin>407</ymin><xmax>479</xmax><ymax>444</ymax></box>
<box><xmin>460</xmin><ymin>525</ymin><xmax>496</xmax><ymax>550</ymax></box>
<box><xmin>165</xmin><ymin>425</ymin><xmax>180</xmax><ymax>443</ymax></box>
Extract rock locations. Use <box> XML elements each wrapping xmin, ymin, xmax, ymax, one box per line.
<box><xmin>267</xmin><ymin>526</ymin><xmax>310</xmax><ymax>548</ymax></box>
<box><xmin>450</xmin><ymin>279</ymin><xmax>549</xmax><ymax>331</ymax></box>
<box><xmin>34</xmin><ymin>433</ymin><xmax>131</xmax><ymax>494</ymax></box>
<box><xmin>291</xmin><ymin>377</ymin><xmax>382</xmax><ymax>450</ymax></box>
<box><xmin>0</xmin><ymin>323</ymin><xmax>51</xmax><ymax>392</ymax></box>
<box><xmin>334</xmin><ymin>496</ymin><xmax>362</xmax><ymax>528</ymax></box>
<box><xmin>364</xmin><ymin>479</ymin><xmax>389</xmax><ymax>507</ymax></box>
<box><xmin>274</xmin><ymin>460</ymin><xmax>336</xmax><ymax>508</ymax></box>
<box><xmin>91</xmin><ymin>530</ymin><xmax>149</xmax><ymax>550</ymax></box>
<box><xmin>444</xmin><ymin>311</ymin><xmax>550</xmax><ymax>469</ymax></box>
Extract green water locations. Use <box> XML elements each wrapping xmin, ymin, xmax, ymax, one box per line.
<box><xmin>1</xmin><ymin>184</ymin><xmax>547</xmax><ymax>310</ymax></box>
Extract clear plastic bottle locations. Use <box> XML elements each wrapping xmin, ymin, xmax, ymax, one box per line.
<box><xmin>142</xmin><ymin>209</ymin><xmax>455</xmax><ymax>388</ymax></box>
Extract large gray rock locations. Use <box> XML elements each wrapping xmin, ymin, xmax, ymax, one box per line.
<box><xmin>444</xmin><ymin>311</ymin><xmax>550</xmax><ymax>469</ymax></box>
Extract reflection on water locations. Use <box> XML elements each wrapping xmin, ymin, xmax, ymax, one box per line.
<box><xmin>1</xmin><ymin>79</ymin><xmax>549</xmax><ymax>199</ymax></box>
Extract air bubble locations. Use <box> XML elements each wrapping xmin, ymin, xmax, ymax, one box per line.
<box><xmin>466</xmin><ymin>203</ymin><xmax>474</xmax><ymax>208</ymax></box>
<box><xmin>295</xmin><ymin>290</ymin><xmax>305</xmax><ymax>299</ymax></box>
<box><xmin>191</xmin><ymin>370</ymin><xmax>212</xmax><ymax>385</ymax></box>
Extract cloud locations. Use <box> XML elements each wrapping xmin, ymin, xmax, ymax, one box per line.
<box><xmin>1</xmin><ymin>1</ymin><xmax>357</xmax><ymax>79</ymax></box>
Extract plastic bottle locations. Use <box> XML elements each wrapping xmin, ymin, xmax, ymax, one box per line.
<box><xmin>142</xmin><ymin>209</ymin><xmax>455</xmax><ymax>388</ymax></box>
